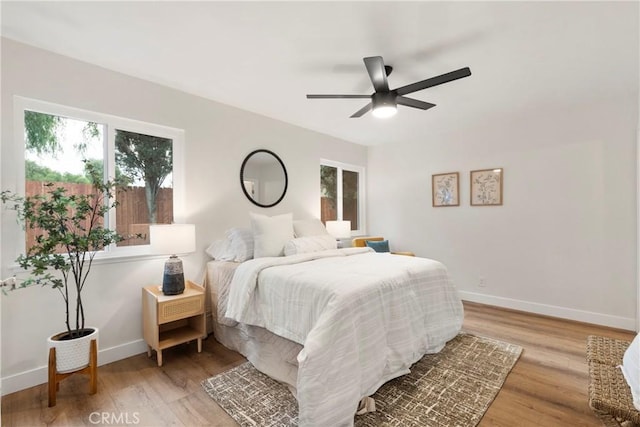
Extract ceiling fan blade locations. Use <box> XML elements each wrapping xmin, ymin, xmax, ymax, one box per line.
<box><xmin>350</xmin><ymin>103</ymin><xmax>372</xmax><ymax>118</ymax></box>
<box><xmin>307</xmin><ymin>94</ymin><xmax>371</xmax><ymax>99</ymax></box>
<box><xmin>396</xmin><ymin>96</ymin><xmax>436</xmax><ymax>110</ymax></box>
<box><xmin>395</xmin><ymin>67</ymin><xmax>471</xmax><ymax>96</ymax></box>
<box><xmin>363</xmin><ymin>56</ymin><xmax>389</xmax><ymax>93</ymax></box>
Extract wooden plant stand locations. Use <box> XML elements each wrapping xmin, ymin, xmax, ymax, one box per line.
<box><xmin>48</xmin><ymin>339</ymin><xmax>98</xmax><ymax>407</ymax></box>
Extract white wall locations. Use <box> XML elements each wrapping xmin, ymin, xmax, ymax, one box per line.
<box><xmin>0</xmin><ymin>39</ymin><xmax>367</xmax><ymax>394</ymax></box>
<box><xmin>368</xmin><ymin>86</ymin><xmax>639</xmax><ymax>330</ymax></box>
<box><xmin>637</xmin><ymin>0</ymin><xmax>640</xmax><ymax>333</ymax></box>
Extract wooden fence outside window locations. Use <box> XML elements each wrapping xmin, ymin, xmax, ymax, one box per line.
<box><xmin>24</xmin><ymin>181</ymin><xmax>173</xmax><ymax>251</ymax></box>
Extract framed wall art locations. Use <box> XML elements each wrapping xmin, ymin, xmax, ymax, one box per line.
<box><xmin>432</xmin><ymin>172</ymin><xmax>460</xmax><ymax>207</ymax></box>
<box><xmin>470</xmin><ymin>168</ymin><xmax>503</xmax><ymax>206</ymax></box>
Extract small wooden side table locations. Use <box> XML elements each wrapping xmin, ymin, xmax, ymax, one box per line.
<box><xmin>142</xmin><ymin>280</ymin><xmax>206</xmax><ymax>366</ymax></box>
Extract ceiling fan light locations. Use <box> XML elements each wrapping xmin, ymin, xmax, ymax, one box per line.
<box><xmin>372</xmin><ymin>105</ymin><xmax>397</xmax><ymax>118</ymax></box>
<box><xmin>371</xmin><ymin>91</ymin><xmax>397</xmax><ymax>119</ymax></box>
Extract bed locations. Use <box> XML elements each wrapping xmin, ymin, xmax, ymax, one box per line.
<box><xmin>205</xmin><ymin>245</ymin><xmax>464</xmax><ymax>426</ymax></box>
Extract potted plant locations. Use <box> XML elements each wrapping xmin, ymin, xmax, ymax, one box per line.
<box><xmin>1</xmin><ymin>161</ymin><xmax>135</xmax><ymax>374</ymax></box>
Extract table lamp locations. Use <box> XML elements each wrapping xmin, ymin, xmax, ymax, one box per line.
<box><xmin>326</xmin><ymin>220</ymin><xmax>351</xmax><ymax>248</ymax></box>
<box><xmin>149</xmin><ymin>224</ymin><xmax>196</xmax><ymax>295</ymax></box>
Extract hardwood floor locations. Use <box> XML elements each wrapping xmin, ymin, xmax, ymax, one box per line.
<box><xmin>2</xmin><ymin>301</ymin><xmax>635</xmax><ymax>426</ymax></box>
<box><xmin>463</xmin><ymin>302</ymin><xmax>634</xmax><ymax>426</ymax></box>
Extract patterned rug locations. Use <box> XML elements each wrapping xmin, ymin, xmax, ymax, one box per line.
<box><xmin>202</xmin><ymin>333</ymin><xmax>522</xmax><ymax>426</ymax></box>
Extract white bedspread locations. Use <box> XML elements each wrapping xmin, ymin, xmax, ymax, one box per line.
<box><xmin>225</xmin><ymin>247</ymin><xmax>463</xmax><ymax>427</ymax></box>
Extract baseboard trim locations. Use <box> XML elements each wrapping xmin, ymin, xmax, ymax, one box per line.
<box><xmin>2</xmin><ymin>295</ymin><xmax>635</xmax><ymax>395</ymax></box>
<box><xmin>1</xmin><ymin>339</ymin><xmax>147</xmax><ymax>396</ymax></box>
<box><xmin>459</xmin><ymin>290</ymin><xmax>636</xmax><ymax>331</ymax></box>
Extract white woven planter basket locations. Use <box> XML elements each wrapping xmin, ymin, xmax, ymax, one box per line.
<box><xmin>47</xmin><ymin>327</ymin><xmax>99</xmax><ymax>373</ymax></box>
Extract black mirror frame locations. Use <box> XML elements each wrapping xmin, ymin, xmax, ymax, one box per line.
<box><xmin>239</xmin><ymin>149</ymin><xmax>288</xmax><ymax>208</ymax></box>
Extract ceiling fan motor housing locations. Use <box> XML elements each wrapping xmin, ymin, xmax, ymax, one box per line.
<box><xmin>372</xmin><ymin>91</ymin><xmax>397</xmax><ymax>109</ymax></box>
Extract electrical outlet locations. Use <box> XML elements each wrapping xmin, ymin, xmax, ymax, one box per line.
<box><xmin>478</xmin><ymin>277</ymin><xmax>486</xmax><ymax>287</ymax></box>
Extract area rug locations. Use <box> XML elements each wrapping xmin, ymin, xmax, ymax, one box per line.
<box><xmin>202</xmin><ymin>333</ymin><xmax>522</xmax><ymax>426</ymax></box>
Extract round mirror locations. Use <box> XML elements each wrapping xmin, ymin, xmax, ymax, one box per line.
<box><xmin>240</xmin><ymin>149</ymin><xmax>288</xmax><ymax>208</ymax></box>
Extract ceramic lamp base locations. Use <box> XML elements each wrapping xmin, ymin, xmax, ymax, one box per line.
<box><xmin>162</xmin><ymin>255</ymin><xmax>185</xmax><ymax>295</ymax></box>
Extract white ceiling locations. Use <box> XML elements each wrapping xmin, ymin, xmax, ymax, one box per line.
<box><xmin>1</xmin><ymin>1</ymin><xmax>637</xmax><ymax>146</ymax></box>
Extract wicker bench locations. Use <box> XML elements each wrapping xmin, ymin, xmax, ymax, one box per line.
<box><xmin>587</xmin><ymin>335</ymin><xmax>640</xmax><ymax>427</ymax></box>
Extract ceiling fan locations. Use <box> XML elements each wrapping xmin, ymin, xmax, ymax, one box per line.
<box><xmin>306</xmin><ymin>56</ymin><xmax>471</xmax><ymax>118</ymax></box>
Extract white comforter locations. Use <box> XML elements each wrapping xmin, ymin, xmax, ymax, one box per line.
<box><xmin>225</xmin><ymin>247</ymin><xmax>464</xmax><ymax>427</ymax></box>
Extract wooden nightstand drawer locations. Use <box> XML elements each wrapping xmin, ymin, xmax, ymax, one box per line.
<box><xmin>158</xmin><ymin>296</ymin><xmax>203</xmax><ymax>323</ymax></box>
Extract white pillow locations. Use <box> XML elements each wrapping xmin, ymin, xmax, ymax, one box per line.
<box><xmin>205</xmin><ymin>228</ymin><xmax>254</xmax><ymax>262</ymax></box>
<box><xmin>284</xmin><ymin>235</ymin><xmax>337</xmax><ymax>256</ymax></box>
<box><xmin>225</xmin><ymin>227</ymin><xmax>254</xmax><ymax>262</ymax></box>
<box><xmin>250</xmin><ymin>212</ymin><xmax>294</xmax><ymax>258</ymax></box>
<box><xmin>205</xmin><ymin>239</ymin><xmax>235</xmax><ymax>261</ymax></box>
<box><xmin>293</xmin><ymin>218</ymin><xmax>330</xmax><ymax>237</ymax></box>
<box><xmin>621</xmin><ymin>333</ymin><xmax>640</xmax><ymax>410</ymax></box>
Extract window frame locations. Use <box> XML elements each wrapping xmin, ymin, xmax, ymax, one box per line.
<box><xmin>320</xmin><ymin>158</ymin><xmax>366</xmax><ymax>236</ymax></box>
<box><xmin>13</xmin><ymin>96</ymin><xmax>185</xmax><ymax>262</ymax></box>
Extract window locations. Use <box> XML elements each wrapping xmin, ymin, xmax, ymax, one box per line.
<box><xmin>113</xmin><ymin>129</ymin><xmax>174</xmax><ymax>247</ymax></box>
<box><xmin>17</xmin><ymin>97</ymin><xmax>184</xmax><ymax>258</ymax></box>
<box><xmin>320</xmin><ymin>159</ymin><xmax>366</xmax><ymax>235</ymax></box>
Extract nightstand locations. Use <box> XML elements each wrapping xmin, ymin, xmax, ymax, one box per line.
<box><xmin>142</xmin><ymin>280</ymin><xmax>206</xmax><ymax>366</ymax></box>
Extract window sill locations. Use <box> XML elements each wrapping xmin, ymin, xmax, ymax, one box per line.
<box><xmin>7</xmin><ymin>250</ymin><xmax>169</xmax><ymax>274</ymax></box>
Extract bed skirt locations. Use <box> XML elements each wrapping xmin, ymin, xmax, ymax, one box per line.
<box><xmin>205</xmin><ymin>260</ymin><xmax>302</xmax><ymax>394</ymax></box>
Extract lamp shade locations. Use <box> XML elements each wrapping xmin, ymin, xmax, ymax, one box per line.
<box><xmin>149</xmin><ymin>224</ymin><xmax>196</xmax><ymax>255</ymax></box>
<box><xmin>326</xmin><ymin>220</ymin><xmax>351</xmax><ymax>239</ymax></box>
